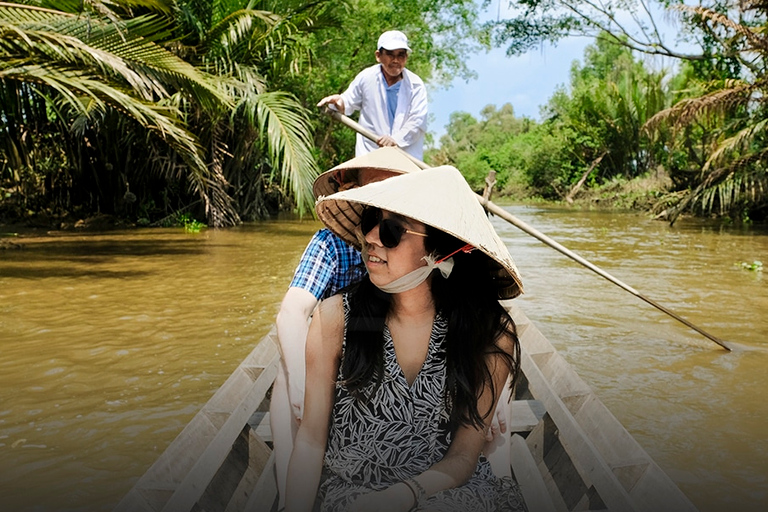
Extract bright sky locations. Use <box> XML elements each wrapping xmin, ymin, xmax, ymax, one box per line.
<box><xmin>427</xmin><ymin>36</ymin><xmax>592</xmax><ymax>145</ymax></box>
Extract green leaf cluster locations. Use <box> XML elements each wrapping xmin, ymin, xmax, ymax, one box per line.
<box><xmin>0</xmin><ymin>0</ymin><xmax>492</xmax><ymax>226</ymax></box>
<box><xmin>432</xmin><ymin>35</ymin><xmax>673</xmax><ymax>202</ymax></box>
<box><xmin>0</xmin><ymin>0</ymin><xmax>326</xmax><ymax>226</ymax></box>
<box><xmin>488</xmin><ymin>0</ymin><xmax>768</xmax><ymax>221</ymax></box>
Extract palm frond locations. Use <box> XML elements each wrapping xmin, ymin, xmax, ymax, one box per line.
<box><xmin>230</xmin><ymin>63</ymin><xmax>266</xmax><ymax>94</ymax></box>
<box><xmin>31</xmin><ymin>0</ymin><xmax>174</xmax><ymax>16</ymax></box>
<box><xmin>0</xmin><ymin>4</ymin><xmax>230</xmax><ymax>109</ymax></box>
<box><xmin>3</xmin><ymin>59</ymin><xmax>242</xmax><ymax>226</ymax></box>
<box><xmin>674</xmin><ymin>5</ymin><xmax>768</xmax><ymax>52</ymax></box>
<box><xmin>204</xmin><ymin>8</ymin><xmax>279</xmax><ymax>53</ymax></box>
<box><xmin>669</xmin><ymin>148</ymin><xmax>768</xmax><ymax>223</ymax></box>
<box><xmin>242</xmin><ymin>91</ymin><xmax>318</xmax><ymax>214</ymax></box>
<box><xmin>97</xmin><ymin>0</ymin><xmax>175</xmax><ymax>15</ymax></box>
<box><xmin>644</xmin><ymin>79</ymin><xmax>754</xmax><ymax>133</ymax></box>
<box><xmin>2</xmin><ymin>0</ymin><xmax>331</xmax><ymax>225</ymax></box>
<box><xmin>0</xmin><ymin>63</ymin><xmax>92</xmax><ymax>113</ymax></box>
<box><xmin>699</xmin><ymin>164</ymin><xmax>768</xmax><ymax>216</ymax></box>
<box><xmin>705</xmin><ymin>118</ymin><xmax>768</xmax><ymax>170</ymax></box>
<box><xmin>0</xmin><ymin>21</ymin><xmax>164</xmax><ymax>100</ymax></box>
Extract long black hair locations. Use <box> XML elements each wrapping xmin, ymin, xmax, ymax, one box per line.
<box><xmin>341</xmin><ymin>225</ymin><xmax>521</xmax><ymax>430</ymax></box>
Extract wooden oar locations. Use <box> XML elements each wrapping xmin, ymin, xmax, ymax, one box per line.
<box><xmin>323</xmin><ymin>108</ymin><xmax>734</xmax><ymax>352</ymax></box>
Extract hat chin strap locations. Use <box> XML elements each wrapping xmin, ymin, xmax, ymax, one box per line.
<box><xmin>374</xmin><ymin>254</ymin><xmax>454</xmax><ymax>294</ymax></box>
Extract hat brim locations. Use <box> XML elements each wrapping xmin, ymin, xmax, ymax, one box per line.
<box><xmin>379</xmin><ymin>43</ymin><xmax>411</xmax><ymax>51</ymax></box>
<box><xmin>313</xmin><ymin>147</ymin><xmax>422</xmax><ymax>199</ymax></box>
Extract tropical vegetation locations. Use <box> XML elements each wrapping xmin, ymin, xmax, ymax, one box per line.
<box><xmin>481</xmin><ymin>0</ymin><xmax>768</xmax><ymax>222</ymax></box>
<box><xmin>1</xmin><ymin>0</ymin><xmax>767</xmax><ymax>227</ymax></box>
<box><xmin>0</xmin><ymin>0</ymin><xmax>487</xmax><ymax>227</ymax></box>
<box><xmin>0</xmin><ymin>0</ymin><xmax>323</xmax><ymax>227</ymax></box>
<box><xmin>429</xmin><ymin>36</ymin><xmax>672</xmax><ymax>205</ymax></box>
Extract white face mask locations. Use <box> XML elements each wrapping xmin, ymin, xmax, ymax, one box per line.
<box><xmin>367</xmin><ymin>252</ymin><xmax>455</xmax><ymax>294</ymax></box>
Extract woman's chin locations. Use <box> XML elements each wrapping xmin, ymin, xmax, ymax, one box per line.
<box><xmin>368</xmin><ymin>275</ymin><xmax>389</xmax><ymax>288</ymax></box>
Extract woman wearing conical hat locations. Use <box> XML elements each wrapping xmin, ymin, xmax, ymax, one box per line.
<box><xmin>271</xmin><ymin>147</ymin><xmax>423</xmax><ymax>509</ymax></box>
<box><xmin>285</xmin><ymin>167</ymin><xmax>525</xmax><ymax>512</ymax></box>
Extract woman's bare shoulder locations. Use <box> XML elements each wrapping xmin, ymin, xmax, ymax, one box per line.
<box><xmin>495</xmin><ymin>327</ymin><xmax>517</xmax><ymax>355</ymax></box>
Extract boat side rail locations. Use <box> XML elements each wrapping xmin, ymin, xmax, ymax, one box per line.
<box><xmin>113</xmin><ymin>328</ymin><xmax>280</xmax><ymax>512</ymax></box>
<box><xmin>506</xmin><ymin>303</ymin><xmax>698</xmax><ymax>512</ymax></box>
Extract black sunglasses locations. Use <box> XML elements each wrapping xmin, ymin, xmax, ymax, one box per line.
<box><xmin>360</xmin><ymin>207</ymin><xmax>428</xmax><ymax>248</ymax></box>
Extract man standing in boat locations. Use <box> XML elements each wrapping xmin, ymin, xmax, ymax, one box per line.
<box><xmin>317</xmin><ymin>30</ymin><xmax>428</xmax><ymax>159</ymax></box>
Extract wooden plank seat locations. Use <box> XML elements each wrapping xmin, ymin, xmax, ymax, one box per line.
<box><xmin>250</xmin><ymin>411</ymin><xmax>272</xmax><ymax>444</ymax></box>
<box><xmin>509</xmin><ymin>399</ymin><xmax>547</xmax><ymax>434</ymax></box>
<box><xmin>510</xmin><ymin>433</ymin><xmax>558</xmax><ymax>512</ymax></box>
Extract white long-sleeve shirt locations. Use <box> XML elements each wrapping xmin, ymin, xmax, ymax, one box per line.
<box><xmin>340</xmin><ymin>64</ymin><xmax>428</xmax><ymax>159</ymax></box>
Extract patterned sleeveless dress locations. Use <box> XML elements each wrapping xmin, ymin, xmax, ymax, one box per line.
<box><xmin>318</xmin><ymin>295</ymin><xmax>527</xmax><ymax>512</ymax></box>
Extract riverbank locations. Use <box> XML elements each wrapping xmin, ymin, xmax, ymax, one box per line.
<box><xmin>0</xmin><ymin>214</ymin><xmax>132</xmax><ymax>250</ymax></box>
<box><xmin>0</xmin><ymin>212</ymin><xmax>132</xmax><ymax>234</ymax></box>
<box><xmin>2</xmin><ymin>170</ymin><xmax>763</xmax><ymax>238</ymax></box>
<box><xmin>493</xmin><ymin>169</ymin><xmax>674</xmax><ymax>214</ymax></box>
<box><xmin>496</xmin><ymin>170</ymin><xmax>768</xmax><ymax>225</ymax></box>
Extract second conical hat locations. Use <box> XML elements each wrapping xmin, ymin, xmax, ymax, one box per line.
<box><xmin>313</xmin><ymin>146</ymin><xmax>422</xmax><ymax>199</ymax></box>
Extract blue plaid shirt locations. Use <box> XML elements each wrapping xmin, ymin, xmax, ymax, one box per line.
<box><xmin>289</xmin><ymin>229</ymin><xmax>366</xmax><ymax>300</ymax></box>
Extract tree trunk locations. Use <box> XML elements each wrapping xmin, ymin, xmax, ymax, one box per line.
<box><xmin>565</xmin><ymin>151</ymin><xmax>607</xmax><ymax>204</ymax></box>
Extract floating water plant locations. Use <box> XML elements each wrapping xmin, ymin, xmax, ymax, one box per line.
<box><xmin>738</xmin><ymin>260</ymin><xmax>763</xmax><ymax>272</ymax></box>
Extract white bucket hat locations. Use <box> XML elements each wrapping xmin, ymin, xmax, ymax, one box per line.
<box><xmin>313</xmin><ymin>146</ymin><xmax>422</xmax><ymax>199</ymax></box>
<box><xmin>377</xmin><ymin>30</ymin><xmax>411</xmax><ymax>52</ymax></box>
<box><xmin>315</xmin><ymin>165</ymin><xmax>523</xmax><ymax>299</ymax></box>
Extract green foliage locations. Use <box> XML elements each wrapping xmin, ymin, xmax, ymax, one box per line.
<box><xmin>7</xmin><ymin>0</ymin><xmax>766</xmax><ymax>225</ymax></box>
<box><xmin>1</xmin><ymin>0</ymin><xmax>493</xmax><ymax>225</ymax></box>
<box><xmin>641</xmin><ymin>4</ymin><xmax>768</xmax><ymax>223</ymax></box>
<box><xmin>0</xmin><ymin>0</ymin><xmax>323</xmax><ymax>226</ymax></box>
<box><xmin>487</xmin><ymin>0</ymin><xmax>768</xmax><ymax>221</ymax></box>
<box><xmin>432</xmin><ymin>103</ymin><xmax>536</xmax><ymax>191</ymax></box>
<box><xmin>157</xmin><ymin>211</ymin><xmax>207</xmax><ymax>231</ymax></box>
<box><xmin>180</xmin><ymin>213</ymin><xmax>207</xmax><ymax>233</ymax></box>
<box><xmin>519</xmin><ymin>123</ymin><xmax>578</xmax><ymax>197</ymax></box>
<box><xmin>433</xmin><ymin>35</ymin><xmax>686</xmax><ymax>204</ymax></box>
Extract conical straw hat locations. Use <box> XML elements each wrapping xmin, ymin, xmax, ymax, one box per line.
<box><xmin>313</xmin><ymin>146</ymin><xmax>422</xmax><ymax>199</ymax></box>
<box><xmin>315</xmin><ymin>165</ymin><xmax>523</xmax><ymax>299</ymax></box>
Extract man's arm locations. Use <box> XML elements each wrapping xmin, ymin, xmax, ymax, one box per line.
<box><xmin>276</xmin><ymin>287</ymin><xmax>320</xmax><ymax>420</ymax></box>
<box><xmin>317</xmin><ymin>66</ymin><xmax>368</xmax><ymax>116</ymax></box>
<box><xmin>285</xmin><ymin>295</ymin><xmax>343</xmax><ymax>512</ymax></box>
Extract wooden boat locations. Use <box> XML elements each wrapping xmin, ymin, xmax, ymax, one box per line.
<box><xmin>114</xmin><ymin>303</ymin><xmax>699</xmax><ymax>512</ymax></box>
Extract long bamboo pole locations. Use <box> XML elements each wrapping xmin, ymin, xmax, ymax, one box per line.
<box><xmin>323</xmin><ymin>108</ymin><xmax>734</xmax><ymax>351</ymax></box>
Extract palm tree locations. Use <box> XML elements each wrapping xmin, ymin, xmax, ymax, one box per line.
<box><xmin>0</xmin><ymin>0</ymin><xmax>323</xmax><ymax>226</ymax></box>
<box><xmin>172</xmin><ymin>0</ymin><xmax>338</xmax><ymax>221</ymax></box>
<box><xmin>644</xmin><ymin>4</ymin><xmax>768</xmax><ymax>224</ymax></box>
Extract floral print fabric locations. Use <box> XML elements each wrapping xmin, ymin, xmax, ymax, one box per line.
<box><xmin>317</xmin><ymin>295</ymin><xmax>527</xmax><ymax>512</ymax></box>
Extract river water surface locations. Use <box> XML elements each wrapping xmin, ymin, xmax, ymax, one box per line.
<box><xmin>1</xmin><ymin>206</ymin><xmax>766</xmax><ymax>511</ymax></box>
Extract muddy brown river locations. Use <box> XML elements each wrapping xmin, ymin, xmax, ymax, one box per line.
<box><xmin>1</xmin><ymin>206</ymin><xmax>766</xmax><ymax>511</ymax></box>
